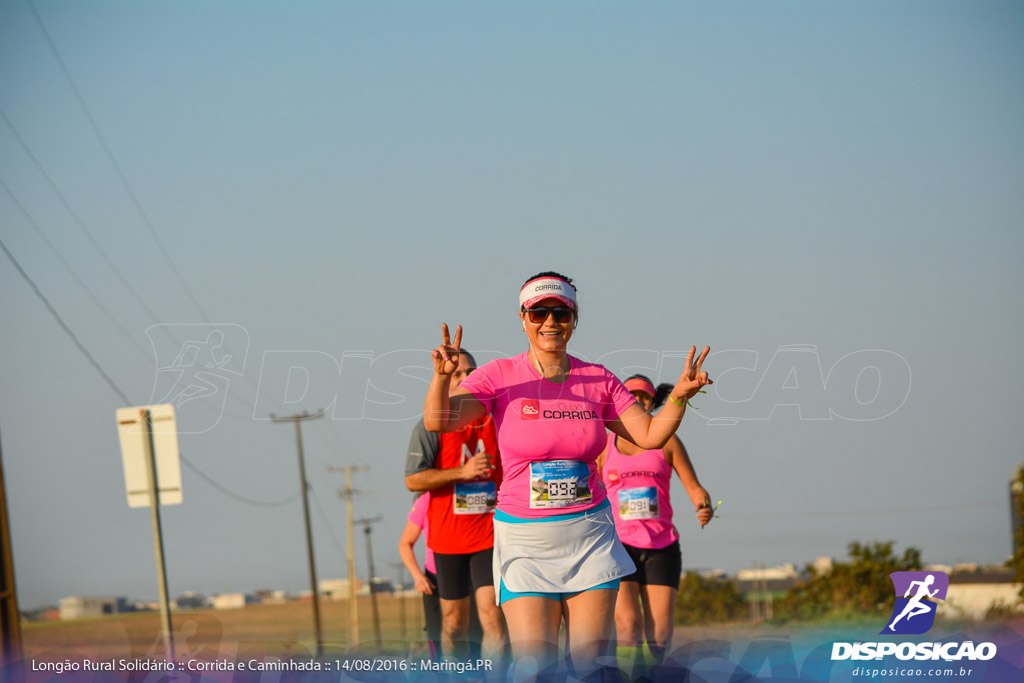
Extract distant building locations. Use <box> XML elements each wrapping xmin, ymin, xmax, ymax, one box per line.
<box><xmin>737</xmin><ymin>563</ymin><xmax>798</xmax><ymax>581</ymax></box>
<box><xmin>254</xmin><ymin>589</ymin><xmax>290</xmax><ymax>604</ymax></box>
<box><xmin>171</xmin><ymin>592</ymin><xmax>208</xmax><ymax>610</ymax></box>
<box><xmin>733</xmin><ymin>568</ymin><xmax>796</xmax><ymax>622</ymax></box>
<box><xmin>732</xmin><ymin>576</ymin><xmax>798</xmax><ymax>596</ymax></box>
<box><xmin>209</xmin><ymin>593</ymin><xmax>252</xmax><ymax>610</ymax></box>
<box><xmin>59</xmin><ymin>596</ymin><xmax>129</xmax><ymax>620</ymax></box>
<box><xmin>699</xmin><ymin>569</ymin><xmax>728</xmax><ymax>580</ymax></box>
<box><xmin>21</xmin><ymin>606</ymin><xmax>59</xmax><ymax>622</ymax></box>
<box><xmin>945</xmin><ymin>567</ymin><xmax>1020</xmax><ymax>619</ymax></box>
<box><xmin>321</xmin><ymin>578</ymin><xmax>362</xmax><ymax>599</ymax></box>
<box><xmin>812</xmin><ymin>557</ymin><xmax>833</xmax><ymax>575</ymax></box>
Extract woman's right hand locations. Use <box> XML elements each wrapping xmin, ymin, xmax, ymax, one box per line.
<box><xmin>431</xmin><ymin>323</ymin><xmax>463</xmax><ymax>377</ymax></box>
<box><xmin>696</xmin><ymin>496</ymin><xmax>715</xmax><ymax>529</ymax></box>
<box><xmin>414</xmin><ymin>572</ymin><xmax>435</xmax><ymax>595</ymax></box>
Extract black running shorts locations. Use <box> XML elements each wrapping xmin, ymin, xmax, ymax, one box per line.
<box><xmin>620</xmin><ymin>541</ymin><xmax>683</xmax><ymax>587</ymax></box>
<box><xmin>433</xmin><ymin>547</ymin><xmax>495</xmax><ymax>600</ymax></box>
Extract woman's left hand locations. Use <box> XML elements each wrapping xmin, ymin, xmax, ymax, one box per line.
<box><xmin>671</xmin><ymin>345</ymin><xmax>713</xmax><ymax>403</ymax></box>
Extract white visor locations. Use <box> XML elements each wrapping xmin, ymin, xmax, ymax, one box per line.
<box><xmin>519</xmin><ymin>277</ymin><xmax>577</xmax><ymax>310</ymax></box>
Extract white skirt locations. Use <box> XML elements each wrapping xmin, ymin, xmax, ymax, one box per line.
<box><xmin>492</xmin><ymin>501</ymin><xmax>636</xmax><ymax>603</ymax></box>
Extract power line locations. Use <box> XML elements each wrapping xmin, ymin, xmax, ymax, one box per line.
<box><xmin>12</xmin><ymin>2</ymin><xmax>331</xmax><ymax>489</ymax></box>
<box><xmin>0</xmin><ymin>106</ymin><xmax>178</xmax><ymax>349</ymax></box>
<box><xmin>3</xmin><ymin>10</ymin><xmax>292</xmax><ymax>415</ymax></box>
<box><xmin>0</xmin><ymin>108</ymin><xmax>273</xmax><ymax>419</ymax></box>
<box><xmin>0</xmin><ymin>235</ymin><xmax>132</xmax><ymax>406</ymax></box>
<box><xmin>0</xmin><ymin>177</ymin><xmax>156</xmax><ymax>364</ymax></box>
<box><xmin>0</xmin><ymin>178</ymin><xmax>263</xmax><ymax>423</ymax></box>
<box><xmin>306</xmin><ymin>421</ymin><xmax>358</xmax><ymax>468</ymax></box>
<box><xmin>4</xmin><ymin>8</ymin><xmax>302</xmax><ymax>421</ymax></box>
<box><xmin>179</xmin><ymin>459</ymin><xmax>301</xmax><ymax>508</ymax></box>
<box><xmin>310</xmin><ymin>488</ymin><xmax>347</xmax><ymax>564</ymax></box>
<box><xmin>25</xmin><ymin>0</ymin><xmax>209</xmax><ymax>321</ymax></box>
<box><xmin>0</xmin><ymin>235</ymin><xmax>304</xmax><ymax>509</ymax></box>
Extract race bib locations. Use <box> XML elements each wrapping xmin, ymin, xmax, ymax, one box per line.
<box><xmin>618</xmin><ymin>487</ymin><xmax>659</xmax><ymax>520</ymax></box>
<box><xmin>454</xmin><ymin>481</ymin><xmax>497</xmax><ymax>515</ymax></box>
<box><xmin>455</xmin><ymin>439</ymin><xmax>496</xmax><ymax>514</ymax></box>
<box><xmin>529</xmin><ymin>460</ymin><xmax>592</xmax><ymax>509</ymax></box>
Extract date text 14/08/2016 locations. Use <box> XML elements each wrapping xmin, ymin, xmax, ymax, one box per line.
<box><xmin>339</xmin><ymin>659</ymin><xmax>494</xmax><ymax>674</ymax></box>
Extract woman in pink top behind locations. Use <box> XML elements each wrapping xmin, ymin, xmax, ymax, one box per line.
<box><xmin>599</xmin><ymin>375</ymin><xmax>714</xmax><ymax>671</ymax></box>
<box><xmin>398</xmin><ymin>493</ymin><xmax>441</xmax><ymax>657</ymax></box>
<box><xmin>423</xmin><ymin>271</ymin><xmax>713</xmax><ymax>676</ymax></box>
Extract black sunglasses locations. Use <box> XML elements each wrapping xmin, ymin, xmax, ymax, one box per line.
<box><xmin>523</xmin><ymin>305</ymin><xmax>574</xmax><ymax>324</ymax></box>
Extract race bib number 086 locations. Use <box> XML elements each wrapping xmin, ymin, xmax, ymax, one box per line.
<box><xmin>454</xmin><ymin>481</ymin><xmax>497</xmax><ymax>515</ymax></box>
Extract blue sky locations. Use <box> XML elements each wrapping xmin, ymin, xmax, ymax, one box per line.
<box><xmin>1</xmin><ymin>0</ymin><xmax>1022</xmax><ymax>609</ymax></box>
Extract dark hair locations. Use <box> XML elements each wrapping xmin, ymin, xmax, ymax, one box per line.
<box><xmin>521</xmin><ymin>271</ymin><xmax>576</xmax><ymax>291</ymax></box>
<box><xmin>460</xmin><ymin>349</ymin><xmax>477</xmax><ymax>368</ymax></box>
<box><xmin>624</xmin><ymin>373</ymin><xmax>674</xmax><ymax>409</ymax></box>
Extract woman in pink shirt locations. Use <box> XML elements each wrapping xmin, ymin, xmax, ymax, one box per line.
<box><xmin>398</xmin><ymin>493</ymin><xmax>441</xmax><ymax>657</ymax></box>
<box><xmin>423</xmin><ymin>272</ymin><xmax>713</xmax><ymax>675</ymax></box>
<box><xmin>600</xmin><ymin>375</ymin><xmax>714</xmax><ymax>671</ymax></box>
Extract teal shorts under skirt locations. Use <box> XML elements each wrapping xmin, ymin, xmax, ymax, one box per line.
<box><xmin>498</xmin><ymin>576</ymin><xmax>620</xmax><ymax>605</ymax></box>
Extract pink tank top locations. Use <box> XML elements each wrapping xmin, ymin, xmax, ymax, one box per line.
<box><xmin>601</xmin><ymin>433</ymin><xmax>678</xmax><ymax>549</ymax></box>
<box><xmin>407</xmin><ymin>493</ymin><xmax>435</xmax><ymax>574</ymax></box>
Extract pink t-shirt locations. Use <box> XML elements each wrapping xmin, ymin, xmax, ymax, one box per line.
<box><xmin>602</xmin><ymin>433</ymin><xmax>679</xmax><ymax>549</ymax></box>
<box><xmin>407</xmin><ymin>493</ymin><xmax>435</xmax><ymax>574</ymax></box>
<box><xmin>459</xmin><ymin>352</ymin><xmax>636</xmax><ymax>518</ymax></box>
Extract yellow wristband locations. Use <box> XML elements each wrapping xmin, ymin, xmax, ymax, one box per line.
<box><xmin>669</xmin><ymin>395</ymin><xmax>687</xmax><ymax>408</ymax></box>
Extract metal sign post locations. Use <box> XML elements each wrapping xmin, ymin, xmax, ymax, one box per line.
<box><xmin>117</xmin><ymin>405</ymin><xmax>180</xmax><ymax>661</ymax></box>
<box><xmin>141</xmin><ymin>409</ymin><xmax>174</xmax><ymax>661</ymax></box>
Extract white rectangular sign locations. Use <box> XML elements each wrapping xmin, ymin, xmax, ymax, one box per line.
<box><xmin>116</xmin><ymin>404</ymin><xmax>183</xmax><ymax>508</ymax></box>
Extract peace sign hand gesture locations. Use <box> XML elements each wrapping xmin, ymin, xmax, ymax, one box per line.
<box><xmin>672</xmin><ymin>345</ymin><xmax>713</xmax><ymax>404</ymax></box>
<box><xmin>431</xmin><ymin>323</ymin><xmax>463</xmax><ymax>378</ymax></box>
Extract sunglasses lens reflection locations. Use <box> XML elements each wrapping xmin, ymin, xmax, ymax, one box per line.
<box><xmin>527</xmin><ymin>307</ymin><xmax>573</xmax><ymax>324</ymax></box>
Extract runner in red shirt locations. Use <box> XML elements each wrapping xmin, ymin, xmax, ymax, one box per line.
<box><xmin>405</xmin><ymin>350</ymin><xmax>507</xmax><ymax>660</ymax></box>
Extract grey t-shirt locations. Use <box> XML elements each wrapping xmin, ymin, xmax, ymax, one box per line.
<box><xmin>404</xmin><ymin>418</ymin><xmax>441</xmax><ymax>476</ymax></box>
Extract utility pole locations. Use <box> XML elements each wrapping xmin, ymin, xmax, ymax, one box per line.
<box><xmin>390</xmin><ymin>562</ymin><xmax>407</xmax><ymax>641</ymax></box>
<box><xmin>330</xmin><ymin>465</ymin><xmax>368</xmax><ymax>648</ymax></box>
<box><xmin>749</xmin><ymin>562</ymin><xmax>760</xmax><ymax>621</ymax></box>
<box><xmin>0</xmin><ymin>420</ymin><xmax>23</xmax><ymax>668</ymax></box>
<box><xmin>271</xmin><ymin>410</ymin><xmax>324</xmax><ymax>657</ymax></box>
<box><xmin>355</xmin><ymin>516</ymin><xmax>383</xmax><ymax>643</ymax></box>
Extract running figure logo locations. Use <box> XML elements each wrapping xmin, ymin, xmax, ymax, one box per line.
<box><xmin>147</xmin><ymin>324</ymin><xmax>249</xmax><ymax>433</ymax></box>
<box><xmin>881</xmin><ymin>571</ymin><xmax>949</xmax><ymax>635</ymax></box>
